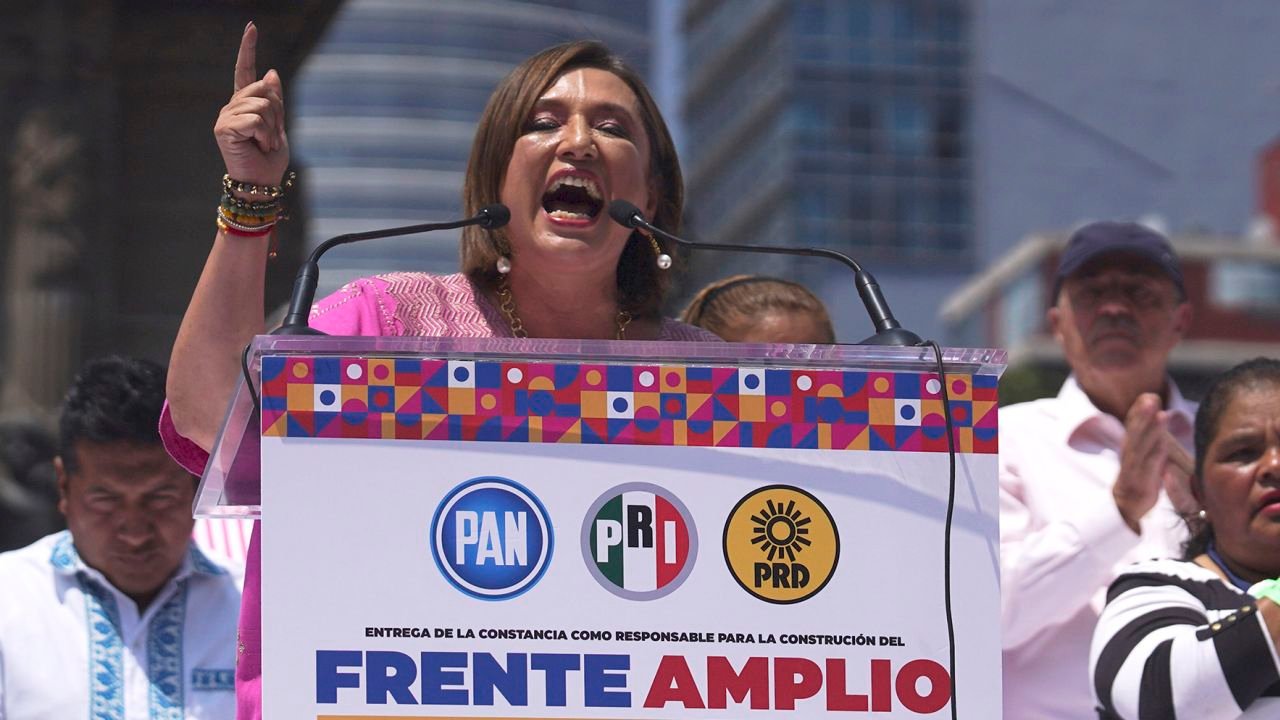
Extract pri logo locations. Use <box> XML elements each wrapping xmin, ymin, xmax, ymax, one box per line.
<box><xmin>581</xmin><ymin>483</ymin><xmax>697</xmax><ymax>600</ymax></box>
<box><xmin>722</xmin><ymin>485</ymin><xmax>839</xmax><ymax>604</ymax></box>
<box><xmin>431</xmin><ymin>477</ymin><xmax>553</xmax><ymax>601</ymax></box>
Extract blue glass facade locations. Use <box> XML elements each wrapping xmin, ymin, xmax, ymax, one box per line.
<box><xmin>682</xmin><ymin>0</ymin><xmax>971</xmax><ymax>266</ymax></box>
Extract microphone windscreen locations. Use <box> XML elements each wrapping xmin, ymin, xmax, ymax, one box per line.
<box><xmin>607</xmin><ymin>199</ymin><xmax>643</xmax><ymax>228</ymax></box>
<box><xmin>479</xmin><ymin>204</ymin><xmax>510</xmax><ymax>229</ymax></box>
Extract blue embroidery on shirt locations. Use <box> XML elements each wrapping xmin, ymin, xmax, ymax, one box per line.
<box><xmin>56</xmin><ymin>534</ymin><xmax>220</xmax><ymax>718</ymax></box>
<box><xmin>190</xmin><ymin>668</ymin><xmax>235</xmax><ymax>691</ymax></box>
<box><xmin>81</xmin><ymin>576</ymin><xmax>125</xmax><ymax>720</ymax></box>
<box><xmin>147</xmin><ymin>582</ymin><xmax>187</xmax><ymax>720</ymax></box>
<box><xmin>50</xmin><ymin>530</ymin><xmax>76</xmax><ymax>570</ymax></box>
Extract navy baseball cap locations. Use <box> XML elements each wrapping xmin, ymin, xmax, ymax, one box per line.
<box><xmin>1053</xmin><ymin>221</ymin><xmax>1184</xmax><ymax>300</ymax></box>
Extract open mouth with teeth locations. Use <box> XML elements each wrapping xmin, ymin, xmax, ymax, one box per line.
<box><xmin>542</xmin><ymin>175</ymin><xmax>603</xmax><ymax>222</ymax></box>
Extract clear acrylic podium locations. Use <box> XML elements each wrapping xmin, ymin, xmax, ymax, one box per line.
<box><xmin>196</xmin><ymin>335</ymin><xmax>1006</xmax><ymax>718</ymax></box>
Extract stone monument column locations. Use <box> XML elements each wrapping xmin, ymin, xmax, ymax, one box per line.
<box><xmin>2</xmin><ymin>108</ymin><xmax>87</xmax><ymax>415</ymax></box>
<box><xmin>0</xmin><ymin>1</ymin><xmax>339</xmax><ymax>418</ymax></box>
<box><xmin>0</xmin><ymin>0</ymin><xmax>111</xmax><ymax>418</ymax></box>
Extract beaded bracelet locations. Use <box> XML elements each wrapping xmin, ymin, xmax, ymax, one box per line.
<box><xmin>220</xmin><ymin>192</ymin><xmax>281</xmax><ymax>217</ymax></box>
<box><xmin>215</xmin><ymin>214</ymin><xmax>280</xmax><ymax>259</ymax></box>
<box><xmin>216</xmin><ymin>208</ymin><xmax>275</xmax><ymax>235</ymax></box>
<box><xmin>1249</xmin><ymin>578</ymin><xmax>1280</xmax><ymax>607</ymax></box>
<box><xmin>226</xmin><ymin>211</ymin><xmax>280</xmax><ymax>226</ymax></box>
<box><xmin>217</xmin><ymin>203</ymin><xmax>271</xmax><ymax>222</ymax></box>
<box><xmin>222</xmin><ymin>170</ymin><xmax>296</xmax><ymax>199</ymax></box>
<box><xmin>221</xmin><ymin>206</ymin><xmax>281</xmax><ymax>225</ymax></box>
<box><xmin>217</xmin><ymin>172</ymin><xmax>293</xmax><ymax>259</ymax></box>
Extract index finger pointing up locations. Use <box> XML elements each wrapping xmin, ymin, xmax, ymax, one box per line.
<box><xmin>234</xmin><ymin>21</ymin><xmax>258</xmax><ymax>93</ymax></box>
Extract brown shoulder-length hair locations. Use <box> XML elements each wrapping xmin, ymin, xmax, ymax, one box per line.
<box><xmin>460</xmin><ymin>40</ymin><xmax>683</xmax><ymax>320</ymax></box>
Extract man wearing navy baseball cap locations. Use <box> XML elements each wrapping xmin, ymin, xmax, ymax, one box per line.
<box><xmin>998</xmin><ymin>221</ymin><xmax>1196</xmax><ymax>718</ymax></box>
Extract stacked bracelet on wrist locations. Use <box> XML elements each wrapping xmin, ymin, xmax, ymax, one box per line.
<box><xmin>216</xmin><ymin>171</ymin><xmax>296</xmax><ymax>257</ymax></box>
<box><xmin>222</xmin><ymin>171</ymin><xmax>295</xmax><ymax>199</ymax></box>
<box><xmin>222</xmin><ymin>193</ymin><xmax>283</xmax><ymax>215</ymax></box>
<box><xmin>1249</xmin><ymin>578</ymin><xmax>1280</xmax><ymax>606</ymax></box>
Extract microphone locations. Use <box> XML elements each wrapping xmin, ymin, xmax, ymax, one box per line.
<box><xmin>272</xmin><ymin>204</ymin><xmax>510</xmax><ymax>335</ymax></box>
<box><xmin>608</xmin><ymin>200</ymin><xmax>922</xmax><ymax>346</ymax></box>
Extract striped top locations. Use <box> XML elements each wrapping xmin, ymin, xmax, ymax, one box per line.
<box><xmin>1090</xmin><ymin>558</ymin><xmax>1280</xmax><ymax>719</ymax></box>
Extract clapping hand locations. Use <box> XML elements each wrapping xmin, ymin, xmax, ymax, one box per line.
<box><xmin>1113</xmin><ymin>393</ymin><xmax>1198</xmax><ymax>532</ymax></box>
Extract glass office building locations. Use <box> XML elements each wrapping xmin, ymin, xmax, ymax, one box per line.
<box><xmin>682</xmin><ymin>0</ymin><xmax>971</xmax><ymax>268</ymax></box>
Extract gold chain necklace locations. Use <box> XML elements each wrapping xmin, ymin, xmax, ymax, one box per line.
<box><xmin>497</xmin><ymin>277</ymin><xmax>632</xmax><ymax>340</ymax></box>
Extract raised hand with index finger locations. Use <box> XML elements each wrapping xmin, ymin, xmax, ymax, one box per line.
<box><xmin>214</xmin><ymin>22</ymin><xmax>290</xmax><ymax>191</ymax></box>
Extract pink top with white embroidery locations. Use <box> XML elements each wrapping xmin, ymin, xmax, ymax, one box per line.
<box><xmin>158</xmin><ymin>271</ymin><xmax>720</xmax><ymax>720</ymax></box>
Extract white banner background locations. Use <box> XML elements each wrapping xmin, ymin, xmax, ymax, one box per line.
<box><xmin>262</xmin><ymin>437</ymin><xmax>1000</xmax><ymax>718</ymax></box>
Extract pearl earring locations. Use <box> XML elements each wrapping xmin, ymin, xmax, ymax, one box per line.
<box><xmin>644</xmin><ymin>231</ymin><xmax>671</xmax><ymax>270</ymax></box>
<box><xmin>496</xmin><ymin>255</ymin><xmax>512</xmax><ymax>274</ymax></box>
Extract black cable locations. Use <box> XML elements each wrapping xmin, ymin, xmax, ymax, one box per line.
<box><xmin>925</xmin><ymin>339</ymin><xmax>959</xmax><ymax>720</ymax></box>
<box><xmin>242</xmin><ymin>341</ymin><xmax>259</xmax><ymax>411</ymax></box>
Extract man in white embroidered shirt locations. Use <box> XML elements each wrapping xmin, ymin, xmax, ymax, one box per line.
<box><xmin>0</xmin><ymin>356</ymin><xmax>242</xmax><ymax>719</ymax></box>
<box><xmin>1000</xmin><ymin>221</ymin><xmax>1199</xmax><ymax>719</ymax></box>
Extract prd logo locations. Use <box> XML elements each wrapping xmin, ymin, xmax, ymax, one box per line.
<box><xmin>431</xmin><ymin>477</ymin><xmax>553</xmax><ymax>601</ymax></box>
<box><xmin>722</xmin><ymin>485</ymin><xmax>839</xmax><ymax>604</ymax></box>
<box><xmin>582</xmin><ymin>483</ymin><xmax>697</xmax><ymax>600</ymax></box>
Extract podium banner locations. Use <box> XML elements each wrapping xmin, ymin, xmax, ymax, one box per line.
<box><xmin>256</xmin><ymin>346</ymin><xmax>1003</xmax><ymax>718</ymax></box>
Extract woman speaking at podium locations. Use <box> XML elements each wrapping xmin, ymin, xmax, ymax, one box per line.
<box><xmin>161</xmin><ymin>23</ymin><xmax>716</xmax><ymax>718</ymax></box>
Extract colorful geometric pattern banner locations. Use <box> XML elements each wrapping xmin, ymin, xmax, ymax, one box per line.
<box><xmin>259</xmin><ymin>355</ymin><xmax>998</xmax><ymax>454</ymax></box>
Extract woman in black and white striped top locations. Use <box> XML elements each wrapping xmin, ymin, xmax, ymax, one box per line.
<box><xmin>1090</xmin><ymin>357</ymin><xmax>1280</xmax><ymax>719</ymax></box>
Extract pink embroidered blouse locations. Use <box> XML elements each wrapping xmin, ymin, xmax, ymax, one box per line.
<box><xmin>159</xmin><ymin>272</ymin><xmax>719</xmax><ymax>719</ymax></box>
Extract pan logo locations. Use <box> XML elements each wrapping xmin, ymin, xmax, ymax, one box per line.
<box><xmin>581</xmin><ymin>483</ymin><xmax>697</xmax><ymax>600</ymax></box>
<box><xmin>431</xmin><ymin>477</ymin><xmax>553</xmax><ymax>601</ymax></box>
<box><xmin>722</xmin><ymin>485</ymin><xmax>839</xmax><ymax>604</ymax></box>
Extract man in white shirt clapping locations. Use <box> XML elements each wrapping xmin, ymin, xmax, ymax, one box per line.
<box><xmin>999</xmin><ymin>222</ymin><xmax>1198</xmax><ymax>719</ymax></box>
<box><xmin>0</xmin><ymin>356</ymin><xmax>241</xmax><ymax>719</ymax></box>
